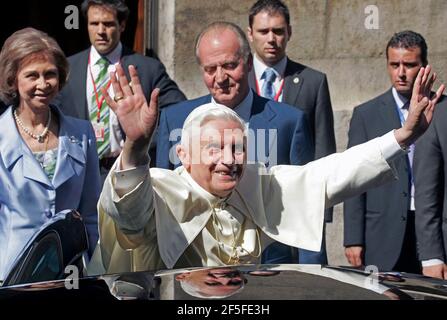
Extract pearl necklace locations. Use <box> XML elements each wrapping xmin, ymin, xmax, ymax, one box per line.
<box><xmin>13</xmin><ymin>108</ymin><xmax>51</xmax><ymax>143</ymax></box>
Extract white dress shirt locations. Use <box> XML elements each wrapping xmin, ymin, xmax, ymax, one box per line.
<box><xmin>253</xmin><ymin>54</ymin><xmax>287</xmax><ymax>102</ymax></box>
<box><xmin>87</xmin><ymin>43</ymin><xmax>124</xmax><ymax>157</ymax></box>
<box><xmin>211</xmin><ymin>90</ymin><xmax>253</xmax><ymax>124</ymax></box>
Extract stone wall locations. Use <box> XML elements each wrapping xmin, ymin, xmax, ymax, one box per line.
<box><xmin>154</xmin><ymin>0</ymin><xmax>447</xmax><ymax>265</ymax></box>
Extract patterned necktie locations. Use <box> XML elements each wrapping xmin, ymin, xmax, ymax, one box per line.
<box><xmin>90</xmin><ymin>57</ymin><xmax>110</xmax><ymax>159</ymax></box>
<box><xmin>261</xmin><ymin>68</ymin><xmax>277</xmax><ymax>100</ymax></box>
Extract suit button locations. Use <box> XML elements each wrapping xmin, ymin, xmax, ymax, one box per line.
<box><xmin>401</xmin><ymin>216</ymin><xmax>406</xmax><ymax>221</ymax></box>
<box><xmin>402</xmin><ymin>192</ymin><xmax>408</xmax><ymax>197</ymax></box>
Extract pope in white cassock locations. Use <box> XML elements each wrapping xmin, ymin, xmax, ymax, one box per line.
<box><xmin>91</xmin><ymin>63</ymin><xmax>444</xmax><ymax>274</ymax></box>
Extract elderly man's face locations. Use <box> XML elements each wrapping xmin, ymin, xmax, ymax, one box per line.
<box><xmin>197</xmin><ymin>29</ymin><xmax>252</xmax><ymax>109</ymax></box>
<box><xmin>176</xmin><ymin>268</ymin><xmax>245</xmax><ymax>298</ymax></box>
<box><xmin>178</xmin><ymin>118</ymin><xmax>246</xmax><ymax>198</ymax></box>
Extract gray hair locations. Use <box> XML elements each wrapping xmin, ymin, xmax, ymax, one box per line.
<box><xmin>180</xmin><ymin>103</ymin><xmax>247</xmax><ymax>149</ymax></box>
<box><xmin>194</xmin><ymin>21</ymin><xmax>251</xmax><ymax>65</ymax></box>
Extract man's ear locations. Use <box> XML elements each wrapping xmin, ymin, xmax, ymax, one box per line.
<box><xmin>119</xmin><ymin>20</ymin><xmax>126</xmax><ymax>33</ymax></box>
<box><xmin>247</xmin><ymin>53</ymin><xmax>254</xmax><ymax>72</ymax></box>
<box><xmin>176</xmin><ymin>144</ymin><xmax>190</xmax><ymax>170</ymax></box>
<box><xmin>287</xmin><ymin>25</ymin><xmax>292</xmax><ymax>41</ymax></box>
<box><xmin>247</xmin><ymin>26</ymin><xmax>253</xmax><ymax>42</ymax></box>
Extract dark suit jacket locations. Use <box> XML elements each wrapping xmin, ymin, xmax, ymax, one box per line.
<box><xmin>56</xmin><ymin>46</ymin><xmax>186</xmax><ymax>119</ymax></box>
<box><xmin>250</xmin><ymin>58</ymin><xmax>336</xmax><ymax>221</ymax></box>
<box><xmin>343</xmin><ymin>89</ymin><xmax>411</xmax><ymax>271</ymax></box>
<box><xmin>155</xmin><ymin>91</ymin><xmax>314</xmax><ymax>169</ymax></box>
<box><xmin>249</xmin><ymin>58</ymin><xmax>335</xmax><ymax>159</ymax></box>
<box><xmin>414</xmin><ymin>96</ymin><xmax>447</xmax><ymax>262</ymax></box>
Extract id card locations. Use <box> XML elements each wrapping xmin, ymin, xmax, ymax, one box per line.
<box><xmin>92</xmin><ymin>121</ymin><xmax>105</xmax><ymax>142</ymax></box>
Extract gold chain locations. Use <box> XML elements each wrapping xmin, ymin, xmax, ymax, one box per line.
<box><xmin>211</xmin><ymin>203</ymin><xmax>262</xmax><ymax>265</ymax></box>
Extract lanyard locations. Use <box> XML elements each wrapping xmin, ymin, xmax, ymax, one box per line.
<box><xmin>254</xmin><ymin>73</ymin><xmax>285</xmax><ymax>102</ymax></box>
<box><xmin>88</xmin><ymin>55</ymin><xmax>112</xmax><ymax>123</ymax></box>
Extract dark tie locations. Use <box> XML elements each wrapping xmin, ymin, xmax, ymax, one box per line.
<box><xmin>261</xmin><ymin>68</ymin><xmax>277</xmax><ymax>100</ymax></box>
<box><xmin>403</xmin><ymin>102</ymin><xmax>415</xmax><ymax>200</ymax></box>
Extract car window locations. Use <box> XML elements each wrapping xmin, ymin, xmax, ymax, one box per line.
<box><xmin>10</xmin><ymin>232</ymin><xmax>63</xmax><ymax>285</ymax></box>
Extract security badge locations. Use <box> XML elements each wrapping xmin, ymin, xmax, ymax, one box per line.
<box><xmin>92</xmin><ymin>121</ymin><xmax>105</xmax><ymax>142</ymax></box>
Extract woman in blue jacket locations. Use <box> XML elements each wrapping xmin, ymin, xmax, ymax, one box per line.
<box><xmin>0</xmin><ymin>28</ymin><xmax>100</xmax><ymax>280</ymax></box>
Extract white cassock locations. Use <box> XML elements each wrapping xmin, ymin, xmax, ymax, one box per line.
<box><xmin>91</xmin><ymin>132</ymin><xmax>403</xmax><ymax>274</ymax></box>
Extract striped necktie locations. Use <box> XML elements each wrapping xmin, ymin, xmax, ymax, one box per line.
<box><xmin>90</xmin><ymin>57</ymin><xmax>110</xmax><ymax>159</ymax></box>
<box><xmin>261</xmin><ymin>68</ymin><xmax>277</xmax><ymax>100</ymax></box>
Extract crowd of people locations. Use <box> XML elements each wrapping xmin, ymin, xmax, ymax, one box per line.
<box><xmin>0</xmin><ymin>0</ymin><xmax>446</xmax><ymax>283</ymax></box>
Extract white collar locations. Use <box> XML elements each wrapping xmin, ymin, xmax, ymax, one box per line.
<box><xmin>253</xmin><ymin>54</ymin><xmax>287</xmax><ymax>81</ymax></box>
<box><xmin>89</xmin><ymin>42</ymin><xmax>122</xmax><ymax>66</ymax></box>
<box><xmin>178</xmin><ymin>166</ymin><xmax>230</xmax><ymax>206</ymax></box>
<box><xmin>391</xmin><ymin>87</ymin><xmax>409</xmax><ymax>109</ymax></box>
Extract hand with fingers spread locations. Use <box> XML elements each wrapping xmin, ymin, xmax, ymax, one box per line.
<box><xmin>394</xmin><ymin>65</ymin><xmax>446</xmax><ymax>148</ymax></box>
<box><xmin>102</xmin><ymin>64</ymin><xmax>160</xmax><ymax>168</ymax></box>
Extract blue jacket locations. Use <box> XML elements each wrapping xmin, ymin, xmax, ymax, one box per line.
<box><xmin>156</xmin><ymin>91</ymin><xmax>314</xmax><ymax>169</ymax></box>
<box><xmin>0</xmin><ymin>106</ymin><xmax>100</xmax><ymax>280</ymax></box>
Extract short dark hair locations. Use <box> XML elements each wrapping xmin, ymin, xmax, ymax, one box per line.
<box><xmin>386</xmin><ymin>30</ymin><xmax>428</xmax><ymax>66</ymax></box>
<box><xmin>81</xmin><ymin>0</ymin><xmax>130</xmax><ymax>24</ymax></box>
<box><xmin>0</xmin><ymin>28</ymin><xmax>69</xmax><ymax>105</ymax></box>
<box><xmin>249</xmin><ymin>0</ymin><xmax>290</xmax><ymax>27</ymax></box>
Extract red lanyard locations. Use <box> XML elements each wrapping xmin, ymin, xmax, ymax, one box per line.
<box><xmin>88</xmin><ymin>55</ymin><xmax>112</xmax><ymax>123</ymax></box>
<box><xmin>254</xmin><ymin>73</ymin><xmax>285</xmax><ymax>102</ymax></box>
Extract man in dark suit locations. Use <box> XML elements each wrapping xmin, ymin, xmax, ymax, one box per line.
<box><xmin>246</xmin><ymin>0</ymin><xmax>335</xmax><ymax>264</ymax></box>
<box><xmin>56</xmin><ymin>0</ymin><xmax>185</xmax><ymax>172</ymax></box>
<box><xmin>344</xmin><ymin>31</ymin><xmax>429</xmax><ymax>273</ymax></box>
<box><xmin>414</xmin><ymin>98</ymin><xmax>447</xmax><ymax>279</ymax></box>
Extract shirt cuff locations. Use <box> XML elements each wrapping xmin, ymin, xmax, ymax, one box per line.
<box><xmin>378</xmin><ymin>130</ymin><xmax>407</xmax><ymax>163</ymax></box>
<box><xmin>113</xmin><ymin>156</ymin><xmax>150</xmax><ymax>196</ymax></box>
<box><xmin>422</xmin><ymin>259</ymin><xmax>445</xmax><ymax>267</ymax></box>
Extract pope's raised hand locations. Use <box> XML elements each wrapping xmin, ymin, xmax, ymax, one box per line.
<box><xmin>395</xmin><ymin>65</ymin><xmax>445</xmax><ymax>147</ymax></box>
<box><xmin>102</xmin><ymin>64</ymin><xmax>159</xmax><ymax>168</ymax></box>
<box><xmin>102</xmin><ymin>64</ymin><xmax>159</xmax><ymax>144</ymax></box>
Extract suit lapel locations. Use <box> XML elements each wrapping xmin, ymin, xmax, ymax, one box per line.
<box><xmin>52</xmin><ymin>110</ymin><xmax>86</xmax><ymax>189</ymax></box>
<box><xmin>76</xmin><ymin>50</ymin><xmax>90</xmax><ymax>119</ymax></box>
<box><xmin>248</xmin><ymin>69</ymin><xmax>257</xmax><ymax>94</ymax></box>
<box><xmin>378</xmin><ymin>89</ymin><xmax>411</xmax><ymax>180</ymax></box>
<box><xmin>0</xmin><ymin>108</ymin><xmax>52</xmax><ymax>187</ymax></box>
<box><xmin>378</xmin><ymin>89</ymin><xmax>402</xmax><ymax>130</ymax></box>
<box><xmin>283</xmin><ymin>59</ymin><xmax>305</xmax><ymax>106</ymax></box>
<box><xmin>248</xmin><ymin>94</ymin><xmax>278</xmax><ymax>164</ymax></box>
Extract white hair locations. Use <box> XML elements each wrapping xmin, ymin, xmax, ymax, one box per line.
<box><xmin>180</xmin><ymin>103</ymin><xmax>247</xmax><ymax>149</ymax></box>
